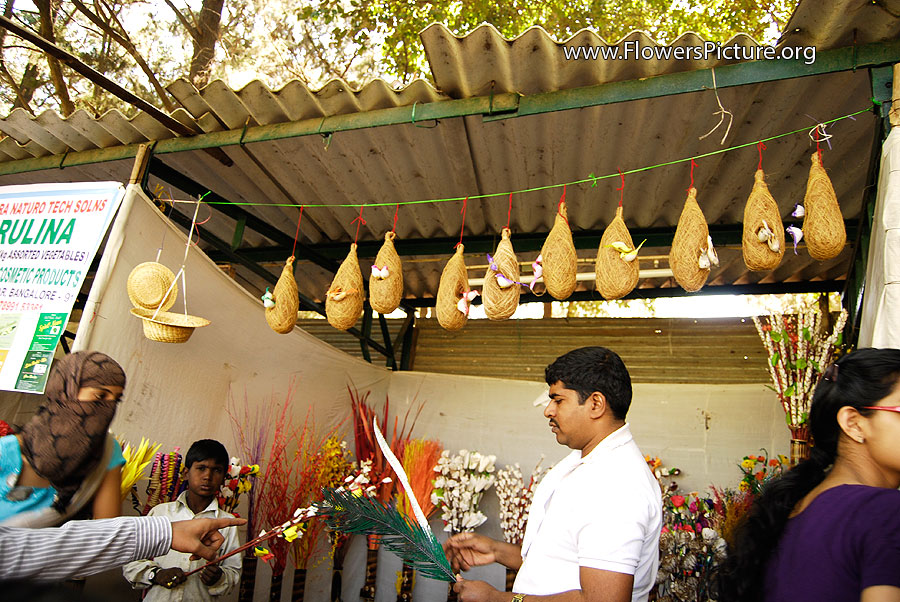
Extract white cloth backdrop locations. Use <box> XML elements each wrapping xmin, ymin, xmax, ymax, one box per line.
<box><xmin>63</xmin><ymin>184</ymin><xmax>789</xmax><ymax>601</ymax></box>
<box><xmin>859</xmin><ymin>127</ymin><xmax>900</xmax><ymax>348</ymax></box>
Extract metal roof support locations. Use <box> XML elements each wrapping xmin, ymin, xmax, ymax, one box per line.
<box><xmin>359</xmin><ymin>302</ymin><xmax>373</xmax><ymax>363</ymax></box>
<box><xmin>148</xmin><ymin>158</ymin><xmax>340</xmax><ymax>273</ymax></box>
<box><xmin>377</xmin><ymin>313</ymin><xmax>397</xmax><ymax>370</ymax></box>
<box><xmin>399</xmin><ymin>314</ymin><xmax>416</xmax><ymax>371</ymax></box>
<box><xmin>844</xmin><ymin>67</ymin><xmax>891</xmax><ymax>344</ymax></box>
<box><xmin>164</xmin><ymin>203</ymin><xmax>391</xmax><ymax>357</ymax></box>
<box><xmin>2</xmin><ymin>39</ymin><xmax>899</xmax><ymax>177</ymax></box>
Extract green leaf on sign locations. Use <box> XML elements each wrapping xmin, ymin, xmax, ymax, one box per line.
<box><xmin>796</xmin><ymin>358</ymin><xmax>808</xmax><ymax>370</ymax></box>
<box><xmin>771</xmin><ymin>331</ymin><xmax>783</xmax><ymax>343</ymax></box>
<box><xmin>837</xmin><ymin>333</ymin><xmax>843</xmax><ymax>345</ymax></box>
<box><xmin>785</xmin><ymin>412</ymin><xmax>793</xmax><ymax>425</ymax></box>
<box><xmin>788</xmin><ymin>360</ymin><xmax>797</xmax><ymax>370</ymax></box>
<box><xmin>812</xmin><ymin>360</ymin><xmax>821</xmax><ymax>371</ymax></box>
<box><xmin>784</xmin><ymin>385</ymin><xmax>795</xmax><ymax>397</ymax></box>
<box><xmin>800</xmin><ymin>412</ymin><xmax>809</xmax><ymax>423</ymax></box>
<box><xmin>770</xmin><ymin>353</ymin><xmax>780</xmax><ymax>366</ymax></box>
<box><xmin>802</xmin><ymin>327</ymin><xmax>811</xmax><ymax>340</ymax></box>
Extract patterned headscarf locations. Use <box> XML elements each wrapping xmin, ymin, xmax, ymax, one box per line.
<box><xmin>18</xmin><ymin>351</ymin><xmax>126</xmax><ymax>512</ymax></box>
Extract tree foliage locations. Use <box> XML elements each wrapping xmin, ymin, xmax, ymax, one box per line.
<box><xmin>0</xmin><ymin>0</ymin><xmax>797</xmax><ymax>117</ymax></box>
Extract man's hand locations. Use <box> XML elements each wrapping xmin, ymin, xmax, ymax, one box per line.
<box><xmin>153</xmin><ymin>567</ymin><xmax>186</xmax><ymax>589</ymax></box>
<box><xmin>171</xmin><ymin>517</ymin><xmax>246</xmax><ymax>561</ymax></box>
<box><xmin>454</xmin><ymin>577</ymin><xmax>502</xmax><ymax>602</ymax></box>
<box><xmin>200</xmin><ymin>563</ymin><xmax>223</xmax><ymax>586</ymax></box>
<box><xmin>444</xmin><ymin>532</ymin><xmax>498</xmax><ymax>572</ymax></box>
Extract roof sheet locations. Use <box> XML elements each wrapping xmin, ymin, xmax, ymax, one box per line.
<box><xmin>0</xmin><ymin>0</ymin><xmax>894</xmax><ymax>304</ymax></box>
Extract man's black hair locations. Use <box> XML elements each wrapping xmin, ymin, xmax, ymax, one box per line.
<box><xmin>184</xmin><ymin>439</ymin><xmax>228</xmax><ymax>469</ymax></box>
<box><xmin>544</xmin><ymin>346</ymin><xmax>632</xmax><ymax>420</ymax></box>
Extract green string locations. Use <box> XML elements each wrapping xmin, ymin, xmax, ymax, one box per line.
<box><xmin>193</xmin><ymin>106</ymin><xmax>872</xmax><ymax>210</ymax></box>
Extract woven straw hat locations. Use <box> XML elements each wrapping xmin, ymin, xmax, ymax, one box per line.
<box><xmin>127</xmin><ymin>262</ymin><xmax>178</xmax><ymax>311</ymax></box>
<box><xmin>130</xmin><ymin>308</ymin><xmax>210</xmax><ymax>343</ymax></box>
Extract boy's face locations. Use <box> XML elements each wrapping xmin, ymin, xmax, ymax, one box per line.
<box><xmin>185</xmin><ymin>458</ymin><xmax>226</xmax><ymax>500</ymax></box>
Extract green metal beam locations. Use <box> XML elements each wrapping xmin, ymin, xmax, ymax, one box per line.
<box><xmin>1</xmin><ymin>39</ymin><xmax>898</xmax><ymax>177</ymax></box>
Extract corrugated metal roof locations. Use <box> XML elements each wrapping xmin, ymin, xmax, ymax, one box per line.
<box><xmin>0</xmin><ymin>0</ymin><xmax>894</xmax><ymax>305</ymax></box>
<box><xmin>301</xmin><ymin>316</ymin><xmax>771</xmax><ymax>384</ymax></box>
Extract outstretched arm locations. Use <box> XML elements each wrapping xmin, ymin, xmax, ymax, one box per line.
<box><xmin>2</xmin><ymin>515</ymin><xmax>246</xmax><ymax>582</ymax></box>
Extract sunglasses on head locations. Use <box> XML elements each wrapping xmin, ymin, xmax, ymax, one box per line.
<box><xmin>862</xmin><ymin>406</ymin><xmax>900</xmax><ymax>414</ymax></box>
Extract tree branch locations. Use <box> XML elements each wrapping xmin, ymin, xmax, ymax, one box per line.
<box><xmin>35</xmin><ymin>0</ymin><xmax>74</xmax><ymax>116</ymax></box>
<box><xmin>164</xmin><ymin>0</ymin><xmax>201</xmax><ymax>45</ymax></box>
<box><xmin>71</xmin><ymin>0</ymin><xmax>176</xmax><ymax>111</ymax></box>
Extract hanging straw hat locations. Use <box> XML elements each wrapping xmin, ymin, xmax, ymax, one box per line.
<box><xmin>369</xmin><ymin>232</ymin><xmax>404</xmax><ymax>314</ymax></box>
<box><xmin>436</xmin><ymin>245</ymin><xmax>469</xmax><ymax>331</ymax></box>
<box><xmin>130</xmin><ymin>308</ymin><xmax>210</xmax><ymax>344</ymax></box>
<box><xmin>126</xmin><ymin>262</ymin><xmax>178</xmax><ymax>311</ymax></box>
<box><xmin>326</xmin><ymin>243</ymin><xmax>365</xmax><ymax>330</ymax></box>
<box><xmin>265</xmin><ymin>257</ymin><xmax>299</xmax><ymax>334</ymax></box>
<box><xmin>540</xmin><ymin>202</ymin><xmax>577</xmax><ymax>300</ymax></box>
<box><xmin>595</xmin><ymin>205</ymin><xmax>640</xmax><ymax>300</ymax></box>
<box><xmin>482</xmin><ymin>228</ymin><xmax>520</xmax><ymax>320</ymax></box>
<box><xmin>803</xmin><ymin>152</ymin><xmax>846</xmax><ymax>261</ymax></box>
<box><xmin>742</xmin><ymin>169</ymin><xmax>785</xmax><ymax>271</ymax></box>
<box><xmin>669</xmin><ymin>188</ymin><xmax>711</xmax><ymax>292</ymax></box>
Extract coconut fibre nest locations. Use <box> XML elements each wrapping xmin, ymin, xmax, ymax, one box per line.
<box><xmin>326</xmin><ymin>244</ymin><xmax>365</xmax><ymax>330</ymax></box>
<box><xmin>540</xmin><ymin>201</ymin><xmax>577</xmax><ymax>300</ymax></box>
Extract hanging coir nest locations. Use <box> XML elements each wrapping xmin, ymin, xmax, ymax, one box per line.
<box><xmin>435</xmin><ymin>245</ymin><xmax>469</xmax><ymax>331</ymax></box>
<box><xmin>326</xmin><ymin>244</ymin><xmax>365</xmax><ymax>330</ymax></box>
<box><xmin>742</xmin><ymin>169</ymin><xmax>785</xmax><ymax>271</ymax></box>
<box><xmin>483</xmin><ymin>228</ymin><xmax>520</xmax><ymax>320</ymax></box>
<box><xmin>540</xmin><ymin>202</ymin><xmax>577</xmax><ymax>300</ymax></box>
<box><xmin>595</xmin><ymin>206</ymin><xmax>639</xmax><ymax>300</ymax></box>
<box><xmin>265</xmin><ymin>256</ymin><xmax>299</xmax><ymax>334</ymax></box>
<box><xmin>369</xmin><ymin>232</ymin><xmax>403</xmax><ymax>314</ymax></box>
<box><xmin>669</xmin><ymin>188</ymin><xmax>711</xmax><ymax>292</ymax></box>
<box><xmin>803</xmin><ymin>152</ymin><xmax>846</xmax><ymax>261</ymax></box>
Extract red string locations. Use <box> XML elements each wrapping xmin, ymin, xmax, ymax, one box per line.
<box><xmin>557</xmin><ymin>185</ymin><xmax>568</xmax><ymax>224</ymax></box>
<box><xmin>351</xmin><ymin>205</ymin><xmax>366</xmax><ymax>244</ymax></box>
<box><xmin>391</xmin><ymin>203</ymin><xmax>399</xmax><ymax>234</ymax></box>
<box><xmin>291</xmin><ymin>206</ymin><xmax>304</xmax><ymax>257</ymax></box>
<box><xmin>454</xmin><ymin>197</ymin><xmax>468</xmax><ymax>249</ymax></box>
<box><xmin>688</xmin><ymin>158</ymin><xmax>698</xmax><ymax>191</ymax></box>
<box><xmin>506</xmin><ymin>193</ymin><xmax>513</xmax><ymax>229</ymax></box>
<box><xmin>757</xmin><ymin>142</ymin><xmax>767</xmax><ymax>170</ymax></box>
<box><xmin>616</xmin><ymin>168</ymin><xmax>625</xmax><ymax>208</ymax></box>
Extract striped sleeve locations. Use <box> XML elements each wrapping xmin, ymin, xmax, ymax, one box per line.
<box><xmin>0</xmin><ymin>516</ymin><xmax>172</xmax><ymax>581</ymax></box>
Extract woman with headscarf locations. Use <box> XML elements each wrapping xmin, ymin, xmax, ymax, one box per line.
<box><xmin>0</xmin><ymin>351</ymin><xmax>127</xmax><ymax>527</ymax></box>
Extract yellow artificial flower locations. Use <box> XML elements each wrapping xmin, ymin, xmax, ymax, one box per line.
<box><xmin>739</xmin><ymin>481</ymin><xmax>750</xmax><ymax>492</ymax></box>
<box><xmin>740</xmin><ymin>459</ymin><xmax>755</xmax><ymax>470</ymax></box>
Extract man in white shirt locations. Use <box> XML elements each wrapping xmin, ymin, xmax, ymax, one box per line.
<box><xmin>445</xmin><ymin>346</ymin><xmax>662</xmax><ymax>602</ymax></box>
<box><xmin>123</xmin><ymin>439</ymin><xmax>241</xmax><ymax>601</ymax></box>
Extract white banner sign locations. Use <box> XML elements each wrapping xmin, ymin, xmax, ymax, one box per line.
<box><xmin>0</xmin><ymin>181</ymin><xmax>124</xmax><ymax>393</ymax></box>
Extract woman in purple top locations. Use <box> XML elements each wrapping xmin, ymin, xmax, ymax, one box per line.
<box><xmin>721</xmin><ymin>348</ymin><xmax>900</xmax><ymax>602</ymax></box>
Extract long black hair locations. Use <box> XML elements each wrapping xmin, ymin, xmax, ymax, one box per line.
<box><xmin>720</xmin><ymin>348</ymin><xmax>900</xmax><ymax>601</ymax></box>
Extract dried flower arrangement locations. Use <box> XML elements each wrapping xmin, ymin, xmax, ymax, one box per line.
<box><xmin>753</xmin><ymin>305</ymin><xmax>847</xmax><ymax>462</ymax></box>
<box><xmin>495</xmin><ymin>459</ymin><xmax>548</xmax><ymax>545</ymax></box>
<box><xmin>432</xmin><ymin>449</ymin><xmax>496</xmax><ymax>534</ymax></box>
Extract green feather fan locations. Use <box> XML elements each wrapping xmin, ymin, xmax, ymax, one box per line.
<box><xmin>318</xmin><ymin>487</ymin><xmax>455</xmax><ymax>582</ymax></box>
